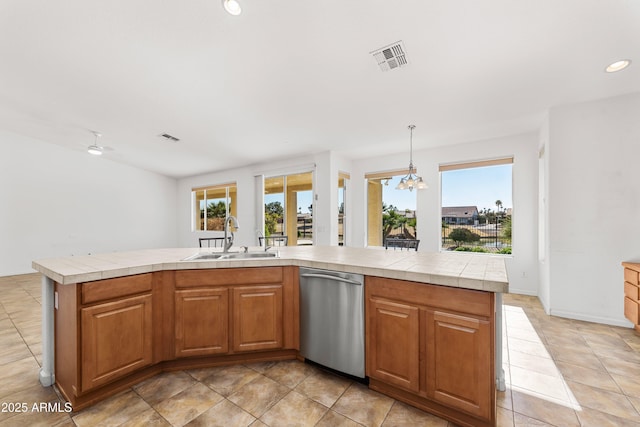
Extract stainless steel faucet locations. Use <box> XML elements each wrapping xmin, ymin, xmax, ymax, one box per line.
<box><xmin>223</xmin><ymin>216</ymin><xmax>239</xmax><ymax>253</ymax></box>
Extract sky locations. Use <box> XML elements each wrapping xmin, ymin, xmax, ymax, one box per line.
<box><xmin>440</xmin><ymin>164</ymin><xmax>512</xmax><ymax>212</ymax></box>
<box><xmin>263</xmin><ymin>163</ymin><xmax>512</xmax><ymax>215</ymax></box>
<box><xmin>385</xmin><ymin>164</ymin><xmax>512</xmax><ymax>212</ymax></box>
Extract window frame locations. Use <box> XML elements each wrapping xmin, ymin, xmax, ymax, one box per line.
<box><xmin>439</xmin><ymin>157</ymin><xmax>513</xmax><ymax>255</ymax></box>
<box><xmin>191</xmin><ymin>182</ymin><xmax>237</xmax><ymax>232</ymax></box>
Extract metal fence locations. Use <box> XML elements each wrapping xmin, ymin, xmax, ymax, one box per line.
<box><xmin>441</xmin><ymin>222</ymin><xmax>511</xmax><ymax>254</ymax></box>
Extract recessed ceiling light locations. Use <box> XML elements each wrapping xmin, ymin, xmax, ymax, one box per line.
<box><xmin>222</xmin><ymin>0</ymin><xmax>242</xmax><ymax>15</ymax></box>
<box><xmin>605</xmin><ymin>59</ymin><xmax>631</xmax><ymax>73</ymax></box>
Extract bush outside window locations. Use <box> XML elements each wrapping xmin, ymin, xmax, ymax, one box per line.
<box><xmin>192</xmin><ymin>183</ymin><xmax>237</xmax><ymax>231</ymax></box>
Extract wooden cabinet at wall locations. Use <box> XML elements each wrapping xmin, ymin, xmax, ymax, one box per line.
<box><xmin>622</xmin><ymin>263</ymin><xmax>640</xmax><ymax>333</ymax></box>
<box><xmin>366</xmin><ymin>276</ymin><xmax>495</xmax><ymax>427</ymax></box>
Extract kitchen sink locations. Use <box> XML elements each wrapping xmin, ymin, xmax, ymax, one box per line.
<box><xmin>181</xmin><ymin>252</ymin><xmax>278</xmax><ymax>261</ymax></box>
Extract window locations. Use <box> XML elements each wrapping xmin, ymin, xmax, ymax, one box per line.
<box><xmin>366</xmin><ymin>171</ymin><xmax>418</xmax><ymax>247</ymax></box>
<box><xmin>440</xmin><ymin>158</ymin><xmax>512</xmax><ymax>254</ymax></box>
<box><xmin>338</xmin><ymin>172</ymin><xmax>349</xmax><ymax>246</ymax></box>
<box><xmin>264</xmin><ymin>171</ymin><xmax>313</xmax><ymax>246</ymax></box>
<box><xmin>192</xmin><ymin>183</ymin><xmax>237</xmax><ymax>231</ymax></box>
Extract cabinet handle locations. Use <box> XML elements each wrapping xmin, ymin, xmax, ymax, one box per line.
<box><xmin>300</xmin><ymin>273</ymin><xmax>362</xmax><ymax>286</ymax></box>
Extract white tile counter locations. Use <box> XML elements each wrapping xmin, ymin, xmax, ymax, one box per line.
<box><xmin>32</xmin><ymin>245</ymin><xmax>508</xmax><ymax>293</ymax></box>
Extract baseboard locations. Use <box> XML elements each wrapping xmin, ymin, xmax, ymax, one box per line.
<box><xmin>549</xmin><ymin>309</ymin><xmax>633</xmax><ymax>328</ymax></box>
<box><xmin>506</xmin><ymin>288</ymin><xmax>538</xmax><ymax>296</ymax></box>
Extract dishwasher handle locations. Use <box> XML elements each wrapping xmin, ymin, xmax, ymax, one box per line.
<box><xmin>300</xmin><ymin>272</ymin><xmax>362</xmax><ymax>286</ymax></box>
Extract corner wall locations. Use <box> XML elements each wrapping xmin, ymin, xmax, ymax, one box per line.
<box><xmin>0</xmin><ymin>130</ymin><xmax>178</xmax><ymax>276</ymax></box>
<box><xmin>547</xmin><ymin>92</ymin><xmax>640</xmax><ymax>326</ymax></box>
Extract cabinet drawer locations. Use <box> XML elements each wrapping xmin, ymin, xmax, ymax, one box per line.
<box><xmin>625</xmin><ymin>282</ymin><xmax>640</xmax><ymax>301</ymax></box>
<box><xmin>624</xmin><ymin>297</ymin><xmax>639</xmax><ymax>324</ymax></box>
<box><xmin>82</xmin><ymin>273</ymin><xmax>152</xmax><ymax>304</ymax></box>
<box><xmin>176</xmin><ymin>267</ymin><xmax>283</xmax><ymax>288</ymax></box>
<box><xmin>624</xmin><ymin>268</ymin><xmax>639</xmax><ymax>286</ymax></box>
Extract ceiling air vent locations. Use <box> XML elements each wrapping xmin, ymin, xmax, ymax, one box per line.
<box><xmin>370</xmin><ymin>40</ymin><xmax>408</xmax><ymax>72</ymax></box>
<box><xmin>159</xmin><ymin>133</ymin><xmax>180</xmax><ymax>142</ymax></box>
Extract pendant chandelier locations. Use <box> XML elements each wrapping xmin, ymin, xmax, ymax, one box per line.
<box><xmin>396</xmin><ymin>125</ymin><xmax>427</xmax><ymax>191</ymax></box>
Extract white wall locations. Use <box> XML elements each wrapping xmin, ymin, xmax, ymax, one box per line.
<box><xmin>0</xmin><ymin>130</ymin><xmax>178</xmax><ymax>276</ymax></box>
<box><xmin>546</xmin><ymin>92</ymin><xmax>640</xmax><ymax>326</ymax></box>
<box><xmin>537</xmin><ymin>116</ymin><xmax>551</xmax><ymax>312</ymax></box>
<box><xmin>351</xmin><ymin>132</ymin><xmax>540</xmax><ymax>296</ymax></box>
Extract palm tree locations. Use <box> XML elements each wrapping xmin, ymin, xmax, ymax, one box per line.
<box><xmin>382</xmin><ymin>204</ymin><xmax>404</xmax><ymax>238</ymax></box>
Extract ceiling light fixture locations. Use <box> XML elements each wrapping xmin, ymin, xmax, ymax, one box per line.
<box><xmin>222</xmin><ymin>0</ymin><xmax>242</xmax><ymax>15</ymax></box>
<box><xmin>605</xmin><ymin>59</ymin><xmax>631</xmax><ymax>73</ymax></box>
<box><xmin>87</xmin><ymin>131</ymin><xmax>103</xmax><ymax>156</ymax></box>
<box><xmin>396</xmin><ymin>125</ymin><xmax>427</xmax><ymax>191</ymax></box>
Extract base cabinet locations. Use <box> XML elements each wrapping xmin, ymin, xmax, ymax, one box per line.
<box><xmin>175</xmin><ymin>288</ymin><xmax>229</xmax><ymax>357</ymax></box>
<box><xmin>232</xmin><ymin>285</ymin><xmax>283</xmax><ymax>352</ymax></box>
<box><xmin>173</xmin><ymin>267</ymin><xmax>291</xmax><ymax>357</ymax></box>
<box><xmin>426</xmin><ymin>310</ymin><xmax>492</xmax><ymax>420</ymax></box>
<box><xmin>81</xmin><ymin>294</ymin><xmax>153</xmax><ymax>391</ymax></box>
<box><xmin>622</xmin><ymin>263</ymin><xmax>640</xmax><ymax>333</ymax></box>
<box><xmin>366</xmin><ymin>276</ymin><xmax>496</xmax><ymax>427</ymax></box>
<box><xmin>55</xmin><ymin>274</ymin><xmax>155</xmax><ymax>397</ymax></box>
<box><xmin>54</xmin><ymin>267</ymin><xmax>299</xmax><ymax>411</ymax></box>
<box><xmin>367</xmin><ymin>298</ymin><xmax>419</xmax><ymax>392</ymax></box>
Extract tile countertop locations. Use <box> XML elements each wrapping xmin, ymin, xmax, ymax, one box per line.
<box><xmin>32</xmin><ymin>246</ymin><xmax>509</xmax><ymax>293</ymax></box>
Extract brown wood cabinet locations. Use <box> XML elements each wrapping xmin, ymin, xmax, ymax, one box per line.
<box><xmin>173</xmin><ymin>267</ymin><xmax>292</xmax><ymax>357</ymax></box>
<box><xmin>426</xmin><ymin>309</ymin><xmax>492</xmax><ymax>420</ymax></box>
<box><xmin>622</xmin><ymin>263</ymin><xmax>640</xmax><ymax>333</ymax></box>
<box><xmin>55</xmin><ymin>273</ymin><xmax>155</xmax><ymax>398</ymax></box>
<box><xmin>54</xmin><ymin>266</ymin><xmax>300</xmax><ymax>411</ymax></box>
<box><xmin>81</xmin><ymin>293</ymin><xmax>153</xmax><ymax>391</ymax></box>
<box><xmin>366</xmin><ymin>276</ymin><xmax>495</xmax><ymax>427</ymax></box>
<box><xmin>232</xmin><ymin>285</ymin><xmax>283</xmax><ymax>352</ymax></box>
<box><xmin>175</xmin><ymin>288</ymin><xmax>229</xmax><ymax>357</ymax></box>
<box><xmin>367</xmin><ymin>297</ymin><xmax>419</xmax><ymax>392</ymax></box>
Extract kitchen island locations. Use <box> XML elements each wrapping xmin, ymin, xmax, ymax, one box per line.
<box><xmin>33</xmin><ymin>246</ymin><xmax>508</xmax><ymax>427</ymax></box>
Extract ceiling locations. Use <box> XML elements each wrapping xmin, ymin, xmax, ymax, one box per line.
<box><xmin>0</xmin><ymin>1</ymin><xmax>638</xmax><ymax>178</ymax></box>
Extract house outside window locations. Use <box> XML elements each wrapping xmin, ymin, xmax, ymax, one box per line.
<box><xmin>440</xmin><ymin>158</ymin><xmax>512</xmax><ymax>254</ymax></box>
<box><xmin>442</xmin><ymin>206</ymin><xmax>479</xmax><ymax>225</ymax></box>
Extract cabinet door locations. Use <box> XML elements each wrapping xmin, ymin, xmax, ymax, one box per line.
<box><xmin>426</xmin><ymin>310</ymin><xmax>492</xmax><ymax>419</ymax></box>
<box><xmin>232</xmin><ymin>285</ymin><xmax>283</xmax><ymax>352</ymax></box>
<box><xmin>81</xmin><ymin>294</ymin><xmax>153</xmax><ymax>391</ymax></box>
<box><xmin>175</xmin><ymin>288</ymin><xmax>229</xmax><ymax>357</ymax></box>
<box><xmin>367</xmin><ymin>298</ymin><xmax>420</xmax><ymax>392</ymax></box>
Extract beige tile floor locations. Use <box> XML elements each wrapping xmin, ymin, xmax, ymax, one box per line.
<box><xmin>0</xmin><ymin>273</ymin><xmax>639</xmax><ymax>426</ymax></box>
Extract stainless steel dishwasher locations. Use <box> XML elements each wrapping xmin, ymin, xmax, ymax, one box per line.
<box><xmin>299</xmin><ymin>267</ymin><xmax>365</xmax><ymax>378</ymax></box>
